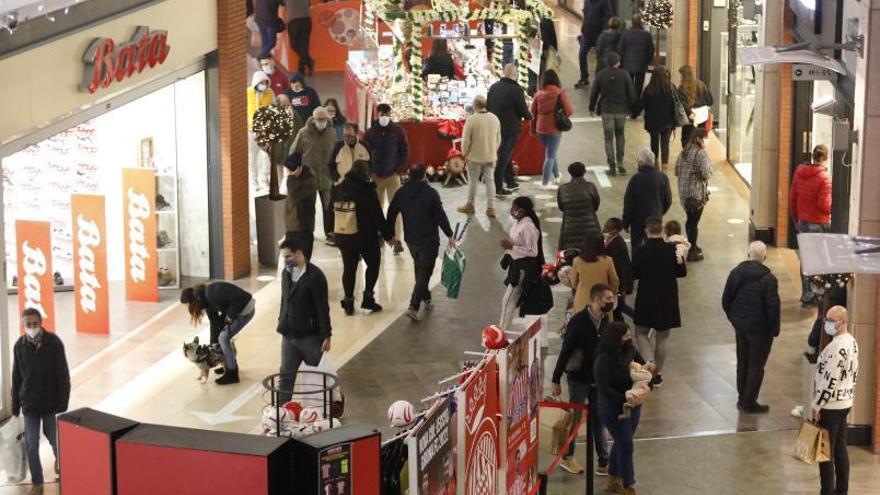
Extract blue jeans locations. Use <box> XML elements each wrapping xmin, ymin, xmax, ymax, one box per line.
<box><xmin>597</xmin><ymin>399</ymin><xmax>641</xmax><ymax>488</ymax></box>
<box><xmin>565</xmin><ymin>378</ymin><xmax>608</xmax><ymax>467</ymax></box>
<box><xmin>538</xmin><ymin>133</ymin><xmax>561</xmax><ymax>186</ymax></box>
<box><xmin>24</xmin><ymin>413</ymin><xmax>58</xmax><ymax>485</ymax></box>
<box><xmin>257</xmin><ymin>22</ymin><xmax>278</xmax><ymax>59</ymax></box>
<box><xmin>798</xmin><ymin>221</ymin><xmax>828</xmax><ymax>302</ymax></box>
<box><xmin>219</xmin><ymin>309</ymin><xmax>255</xmax><ymax>370</ymax></box>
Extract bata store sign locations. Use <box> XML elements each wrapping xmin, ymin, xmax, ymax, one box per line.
<box><xmin>71</xmin><ymin>195</ymin><xmax>109</xmax><ymax>334</ymax></box>
<box><xmin>79</xmin><ymin>26</ymin><xmax>171</xmax><ymax>94</ymax></box>
<box><xmin>15</xmin><ymin>221</ymin><xmax>55</xmax><ymax>332</ymax></box>
<box><xmin>122</xmin><ymin>168</ymin><xmax>159</xmax><ymax>302</ymax></box>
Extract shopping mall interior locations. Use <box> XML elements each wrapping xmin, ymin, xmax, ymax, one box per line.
<box><xmin>0</xmin><ymin>0</ymin><xmax>879</xmax><ymax>494</ymax></box>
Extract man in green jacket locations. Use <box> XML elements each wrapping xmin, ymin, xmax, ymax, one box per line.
<box><xmin>291</xmin><ymin>107</ymin><xmax>338</xmax><ymax>245</ymax></box>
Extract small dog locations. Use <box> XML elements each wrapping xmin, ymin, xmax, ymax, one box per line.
<box><xmin>182</xmin><ymin>336</ymin><xmax>225</xmax><ymax>383</ymax></box>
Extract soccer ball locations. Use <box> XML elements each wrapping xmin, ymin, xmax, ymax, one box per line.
<box><xmin>299</xmin><ymin>407</ymin><xmax>323</xmax><ymax>423</ymax></box>
<box><xmin>482</xmin><ymin>325</ymin><xmax>508</xmax><ymax>349</ymax></box>
<box><xmin>261</xmin><ymin>405</ymin><xmax>293</xmax><ymax>432</ymax></box>
<box><xmin>387</xmin><ymin>400</ymin><xmax>415</xmax><ymax>427</ymax></box>
<box><xmin>282</xmin><ymin>401</ymin><xmax>303</xmax><ymax>422</ymax></box>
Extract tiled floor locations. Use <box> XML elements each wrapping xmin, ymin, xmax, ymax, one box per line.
<box><xmin>3</xmin><ymin>8</ymin><xmax>879</xmax><ymax>495</ymax></box>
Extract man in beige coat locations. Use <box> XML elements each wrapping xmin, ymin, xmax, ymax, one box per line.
<box><xmin>458</xmin><ymin>95</ymin><xmax>502</xmax><ymax>217</ymax></box>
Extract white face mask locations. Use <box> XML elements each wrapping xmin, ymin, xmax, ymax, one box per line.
<box><xmin>315</xmin><ymin>121</ymin><xmax>328</xmax><ymax>131</ymax></box>
<box><xmin>824</xmin><ymin>320</ymin><xmax>838</xmax><ymax>336</ymax></box>
<box><xmin>291</xmin><ymin>85</ymin><xmax>303</xmax><ymax>93</ymax></box>
<box><xmin>327</xmin><ymin>110</ymin><xmax>336</xmax><ymax>118</ymax></box>
<box><xmin>257</xmin><ymin>83</ymin><xmax>268</xmax><ymax>92</ymax></box>
<box><xmin>24</xmin><ymin>326</ymin><xmax>40</xmax><ymax>339</ymax></box>
<box><xmin>378</xmin><ymin>116</ymin><xmax>391</xmax><ymax>127</ymax></box>
<box><xmin>261</xmin><ymin>65</ymin><xmax>273</xmax><ymax>73</ymax></box>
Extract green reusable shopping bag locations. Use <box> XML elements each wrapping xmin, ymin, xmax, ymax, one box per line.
<box><xmin>441</xmin><ymin>246</ymin><xmax>466</xmax><ymax>299</ymax></box>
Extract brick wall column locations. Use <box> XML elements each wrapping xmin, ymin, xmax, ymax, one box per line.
<box><xmin>216</xmin><ymin>0</ymin><xmax>251</xmax><ymax>279</ymax></box>
<box><xmin>774</xmin><ymin>7</ymin><xmax>794</xmax><ymax>248</ymax></box>
<box><xmin>687</xmin><ymin>0</ymin><xmax>699</xmax><ymax>68</ymax></box>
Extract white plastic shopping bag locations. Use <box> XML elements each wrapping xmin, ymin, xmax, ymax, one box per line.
<box><xmin>0</xmin><ymin>416</ymin><xmax>28</xmax><ymax>483</ymax></box>
<box><xmin>291</xmin><ymin>354</ymin><xmax>344</xmax><ymax>417</ymax></box>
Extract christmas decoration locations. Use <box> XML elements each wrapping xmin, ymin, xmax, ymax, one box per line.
<box><xmin>808</xmin><ymin>273</ymin><xmax>853</xmax><ymax>293</ymax></box>
<box><xmin>641</xmin><ymin>0</ymin><xmax>674</xmax><ymax>29</ymax></box>
<box><xmin>252</xmin><ymin>104</ymin><xmax>297</xmax><ymax>199</ymax></box>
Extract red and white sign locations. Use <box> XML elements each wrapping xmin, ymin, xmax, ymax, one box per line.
<box><xmin>457</xmin><ymin>356</ymin><xmax>500</xmax><ymax>495</ymax></box>
<box><xmin>72</xmin><ymin>194</ymin><xmax>109</xmax><ymax>334</ymax></box>
<box><xmin>79</xmin><ymin>26</ymin><xmax>171</xmax><ymax>94</ymax></box>
<box><xmin>122</xmin><ymin>168</ymin><xmax>158</xmax><ymax>302</ymax></box>
<box><xmin>15</xmin><ymin>220</ymin><xmax>55</xmax><ymax>332</ymax></box>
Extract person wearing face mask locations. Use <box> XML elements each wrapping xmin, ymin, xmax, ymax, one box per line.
<box><xmin>551</xmin><ymin>283</ymin><xmax>616</xmax><ymax>476</ymax></box>
<box><xmin>323</xmin><ymin>98</ymin><xmax>348</xmax><ymax>141</ymax></box>
<box><xmin>258</xmin><ymin>55</ymin><xmax>289</xmax><ymax>96</ymax></box>
<box><xmin>811</xmin><ymin>305</ymin><xmax>858</xmax><ymax>495</ymax></box>
<box><xmin>284</xmin><ymin>151</ymin><xmax>318</xmax><ymax>259</ymax></box>
<box><xmin>276</xmin><ymin>238</ymin><xmax>332</xmax><ymax>404</ymax></box>
<box><xmin>721</xmin><ymin>241</ymin><xmax>780</xmax><ymax>414</ymax></box>
<box><xmin>571</xmin><ymin>235</ymin><xmax>619</xmax><ymax>316</ymax></box>
<box><xmin>790</xmin><ymin>144</ymin><xmax>832</xmax><ymax>306</ymax></box>
<box><xmin>291</xmin><ymin>106</ymin><xmax>338</xmax><ymax>245</ymax></box>
<box><xmin>365</xmin><ymin>103</ymin><xmax>409</xmax><ymax>255</ymax></box>
<box><xmin>603</xmin><ymin>218</ymin><xmax>634</xmax><ymax>322</ymax></box>
<box><xmin>286</xmin><ymin>72</ymin><xmax>322</xmax><ymax>122</ymax></box>
<box><xmin>248</xmin><ymin>71</ymin><xmax>275</xmax><ymax>192</ymax></box>
<box><xmin>12</xmin><ymin>308</ymin><xmax>70</xmax><ymax>494</ymax></box>
<box><xmin>329</xmin><ymin>123</ymin><xmax>371</xmax><ymax>183</ymax></box>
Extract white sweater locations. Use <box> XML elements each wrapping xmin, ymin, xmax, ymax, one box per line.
<box><xmin>461</xmin><ymin>111</ymin><xmax>501</xmax><ymax>164</ymax></box>
<box><xmin>812</xmin><ymin>333</ymin><xmax>859</xmax><ymax>411</ymax></box>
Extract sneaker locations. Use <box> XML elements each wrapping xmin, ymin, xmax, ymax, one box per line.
<box><xmin>361</xmin><ymin>299</ymin><xmax>383</xmax><ymax>314</ymax></box>
<box><xmin>506</xmin><ymin>182</ymin><xmax>520</xmax><ymax>191</ymax></box>
<box><xmin>496</xmin><ymin>188</ymin><xmax>513</xmax><ymax>198</ymax></box>
<box><xmin>553</xmin><ymin>176</ymin><xmax>562</xmax><ymax>185</ymax></box>
<box><xmin>405</xmin><ymin>306</ymin><xmax>420</xmax><ymax>322</ymax></box>
<box><xmin>607</xmin><ymin>167</ymin><xmax>617</xmax><ymax>176</ymax></box>
<box><xmin>574</xmin><ymin>79</ymin><xmax>590</xmax><ymax>88</ymax></box>
<box><xmin>423</xmin><ymin>300</ymin><xmax>433</xmax><ymax>312</ymax></box>
<box><xmin>486</xmin><ymin>207</ymin><xmax>496</xmax><ymax>218</ymax></box>
<box><xmin>341</xmin><ymin>298</ymin><xmax>355</xmax><ymax>316</ymax></box>
<box><xmin>215</xmin><ymin>368</ymin><xmax>240</xmax><ymax>385</ymax></box>
<box><xmin>606</xmin><ymin>476</ymin><xmax>624</xmax><ymax>493</ymax></box>
<box><xmin>325</xmin><ymin>235</ymin><xmax>337</xmax><ymax>247</ymax></box>
<box><xmin>741</xmin><ymin>402</ymin><xmax>770</xmax><ymax>414</ymax></box>
<box><xmin>651</xmin><ymin>374</ymin><xmax>663</xmax><ymax>387</ymax></box>
<box><xmin>686</xmin><ymin>250</ymin><xmax>704</xmax><ymax>262</ymax></box>
<box><xmin>558</xmin><ymin>457</ymin><xmax>584</xmax><ymax>475</ymax></box>
<box><xmin>617</xmin><ymin>166</ymin><xmax>628</xmax><ymax>175</ymax></box>
<box><xmin>595</xmin><ymin>464</ymin><xmax>609</xmax><ymax>476</ymax></box>
<box><xmin>457</xmin><ymin>204</ymin><xmax>476</xmax><ymax>214</ymax></box>
<box><xmin>790</xmin><ymin>405</ymin><xmax>805</xmax><ymax>419</ymax></box>
<box><xmin>623</xmin><ymin>485</ymin><xmax>637</xmax><ymax>495</ymax></box>
<box><xmin>393</xmin><ymin>241</ymin><xmax>404</xmax><ymax>256</ymax></box>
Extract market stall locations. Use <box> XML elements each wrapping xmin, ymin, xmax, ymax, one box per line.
<box><xmin>345</xmin><ymin>0</ymin><xmax>552</xmax><ymax>173</ymax></box>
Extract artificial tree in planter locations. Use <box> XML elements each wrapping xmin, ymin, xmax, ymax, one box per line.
<box><xmin>642</xmin><ymin>0</ymin><xmax>673</xmax><ymax>67</ymax></box>
<box><xmin>252</xmin><ymin>104</ymin><xmax>299</xmax><ymax>266</ymax></box>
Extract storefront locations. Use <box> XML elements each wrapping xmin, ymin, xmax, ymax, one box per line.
<box><xmin>0</xmin><ymin>0</ymin><xmax>223</xmax><ymax>418</ymax></box>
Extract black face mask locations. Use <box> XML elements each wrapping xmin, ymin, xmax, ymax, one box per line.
<box><xmin>344</xmin><ymin>137</ymin><xmax>357</xmax><ymax>147</ymax></box>
<box><xmin>601</xmin><ymin>302</ymin><xmax>615</xmax><ymax>313</ymax></box>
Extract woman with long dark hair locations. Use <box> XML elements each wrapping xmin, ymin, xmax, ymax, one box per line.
<box><xmin>499</xmin><ymin>196</ymin><xmax>553</xmax><ymax>331</ymax></box>
<box><xmin>180</xmin><ymin>282</ymin><xmax>256</xmax><ymax>384</ymax></box>
<box><xmin>594</xmin><ymin>322</ymin><xmax>649</xmax><ymax>494</ymax></box>
<box><xmin>674</xmin><ymin>128</ymin><xmax>713</xmax><ymax>261</ymax></box>
<box><xmin>323</xmin><ymin>98</ymin><xmax>347</xmax><ymax>141</ymax></box>
<box><xmin>640</xmin><ymin>66</ymin><xmax>682</xmax><ymax>171</ymax></box>
<box><xmin>422</xmin><ymin>38</ymin><xmax>456</xmax><ymax>80</ymax></box>
<box><xmin>571</xmin><ymin>235</ymin><xmax>619</xmax><ymax>315</ymax></box>
<box><xmin>677</xmin><ymin>65</ymin><xmax>714</xmax><ymax>147</ymax></box>
<box><xmin>530</xmin><ymin>70</ymin><xmax>574</xmax><ymax>187</ymax></box>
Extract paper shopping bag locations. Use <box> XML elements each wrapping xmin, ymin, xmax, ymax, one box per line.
<box><xmin>793</xmin><ymin>420</ymin><xmax>831</xmax><ymax>464</ymax></box>
<box><xmin>539</xmin><ymin>398</ymin><xmax>573</xmax><ymax>456</ymax></box>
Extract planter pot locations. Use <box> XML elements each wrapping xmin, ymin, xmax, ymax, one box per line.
<box><xmin>255</xmin><ymin>194</ymin><xmax>287</xmax><ymax>266</ymax></box>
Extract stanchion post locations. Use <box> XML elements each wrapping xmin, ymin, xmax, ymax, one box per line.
<box><xmin>585</xmin><ymin>403</ymin><xmax>593</xmax><ymax>495</ymax></box>
<box><xmin>538</xmin><ymin>473</ymin><xmax>548</xmax><ymax>495</ymax></box>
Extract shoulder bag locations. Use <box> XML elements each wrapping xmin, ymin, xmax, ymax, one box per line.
<box><xmin>671</xmin><ymin>89</ymin><xmax>691</xmax><ymax>127</ymax></box>
<box><xmin>555</xmin><ymin>93</ymin><xmax>573</xmax><ymax>132</ymax></box>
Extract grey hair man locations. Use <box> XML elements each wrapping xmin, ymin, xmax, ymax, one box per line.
<box><xmin>291</xmin><ymin>104</ymin><xmax>338</xmax><ymax>244</ymax></box>
<box><xmin>721</xmin><ymin>240</ymin><xmax>780</xmax><ymax>414</ymax></box>
<box><xmin>622</xmin><ymin>149</ymin><xmax>672</xmax><ymax>256</ymax></box>
<box><xmin>486</xmin><ymin>62</ymin><xmax>533</xmax><ymax>195</ymax></box>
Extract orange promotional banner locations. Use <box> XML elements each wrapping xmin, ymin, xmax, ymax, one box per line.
<box><xmin>273</xmin><ymin>2</ymin><xmax>359</xmax><ymax>72</ymax></box>
<box><xmin>71</xmin><ymin>194</ymin><xmax>110</xmax><ymax>333</ymax></box>
<box><xmin>15</xmin><ymin>220</ymin><xmax>55</xmax><ymax>332</ymax></box>
<box><xmin>122</xmin><ymin>168</ymin><xmax>158</xmax><ymax>302</ymax></box>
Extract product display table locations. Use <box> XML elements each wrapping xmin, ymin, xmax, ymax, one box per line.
<box><xmin>344</xmin><ymin>65</ymin><xmax>545</xmax><ymax>174</ymax></box>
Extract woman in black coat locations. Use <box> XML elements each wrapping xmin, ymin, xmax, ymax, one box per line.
<box><xmin>422</xmin><ymin>39</ymin><xmax>456</xmax><ymax>80</ymax></box>
<box><xmin>603</xmin><ymin>217</ymin><xmax>634</xmax><ymax>321</ymax></box>
<box><xmin>335</xmin><ymin>160</ymin><xmax>394</xmax><ymax>315</ymax></box>
<box><xmin>640</xmin><ymin>66</ymin><xmax>685</xmax><ymax>171</ymax></box>
<box><xmin>557</xmin><ymin>162</ymin><xmax>601</xmax><ymax>251</ymax></box>
<box><xmin>631</xmin><ymin>217</ymin><xmax>686</xmax><ymax>386</ymax></box>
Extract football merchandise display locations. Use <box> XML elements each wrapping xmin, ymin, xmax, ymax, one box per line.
<box><xmin>387</xmin><ymin>400</ymin><xmax>416</xmax><ymax>427</ymax></box>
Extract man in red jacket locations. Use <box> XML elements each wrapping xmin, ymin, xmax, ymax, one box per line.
<box><xmin>789</xmin><ymin>144</ymin><xmax>832</xmax><ymax>306</ymax></box>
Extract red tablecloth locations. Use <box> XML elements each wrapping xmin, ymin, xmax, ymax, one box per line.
<box><xmin>343</xmin><ymin>67</ymin><xmax>545</xmax><ymax>174</ymax></box>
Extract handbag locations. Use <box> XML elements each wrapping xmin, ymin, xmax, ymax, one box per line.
<box><xmin>333</xmin><ymin>201</ymin><xmax>358</xmax><ymax>235</ymax></box>
<box><xmin>555</xmin><ymin>93</ymin><xmax>572</xmax><ymax>132</ymax></box>
<box><xmin>671</xmin><ymin>89</ymin><xmax>691</xmax><ymax>127</ymax></box>
<box><xmin>793</xmin><ymin>420</ymin><xmax>831</xmax><ymax>464</ymax></box>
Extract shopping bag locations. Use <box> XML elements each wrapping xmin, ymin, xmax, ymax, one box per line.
<box><xmin>0</xmin><ymin>416</ymin><xmax>27</xmax><ymax>483</ymax></box>
<box><xmin>441</xmin><ymin>246</ymin><xmax>466</xmax><ymax>299</ymax></box>
<box><xmin>292</xmin><ymin>354</ymin><xmax>345</xmax><ymax>418</ymax></box>
<box><xmin>538</xmin><ymin>398</ymin><xmax>573</xmax><ymax>456</ymax></box>
<box><xmin>793</xmin><ymin>420</ymin><xmax>831</xmax><ymax>464</ymax></box>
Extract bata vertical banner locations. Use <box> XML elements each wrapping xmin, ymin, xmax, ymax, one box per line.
<box><xmin>71</xmin><ymin>194</ymin><xmax>109</xmax><ymax>333</ymax></box>
<box><xmin>407</xmin><ymin>397</ymin><xmax>455</xmax><ymax>495</ymax></box>
<box><xmin>15</xmin><ymin>220</ymin><xmax>55</xmax><ymax>332</ymax></box>
<box><xmin>498</xmin><ymin>318</ymin><xmax>542</xmax><ymax>495</ymax></box>
<box><xmin>457</xmin><ymin>356</ymin><xmax>500</xmax><ymax>495</ymax></box>
<box><xmin>122</xmin><ymin>168</ymin><xmax>158</xmax><ymax>302</ymax></box>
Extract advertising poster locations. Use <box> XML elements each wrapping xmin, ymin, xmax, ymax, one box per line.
<box><xmin>408</xmin><ymin>397</ymin><xmax>455</xmax><ymax>495</ymax></box>
<box><xmin>319</xmin><ymin>443</ymin><xmax>352</xmax><ymax>495</ymax></box>
<box><xmin>457</xmin><ymin>356</ymin><xmax>500</xmax><ymax>495</ymax></box>
<box><xmin>15</xmin><ymin>220</ymin><xmax>55</xmax><ymax>332</ymax></box>
<box><xmin>71</xmin><ymin>194</ymin><xmax>109</xmax><ymax>333</ymax></box>
<box><xmin>121</xmin><ymin>168</ymin><xmax>158</xmax><ymax>302</ymax></box>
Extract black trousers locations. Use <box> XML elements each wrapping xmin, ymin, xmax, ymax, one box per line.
<box><xmin>649</xmin><ymin>128</ymin><xmax>672</xmax><ymax>165</ymax></box>
<box><xmin>494</xmin><ymin>134</ymin><xmax>518</xmax><ymax>190</ymax></box>
<box><xmin>339</xmin><ymin>242</ymin><xmax>381</xmax><ymax>299</ymax></box>
<box><xmin>631</xmin><ymin>71</ymin><xmax>646</xmax><ymax>107</ymax></box>
<box><xmin>818</xmin><ymin>408</ymin><xmax>850</xmax><ymax>495</ymax></box>
<box><xmin>287</xmin><ymin>18</ymin><xmax>313</xmax><ymax>71</ymax></box>
<box><xmin>629</xmin><ymin>223</ymin><xmax>646</xmax><ymax>260</ymax></box>
<box><xmin>685</xmin><ymin>205</ymin><xmax>705</xmax><ymax>251</ymax></box>
<box><xmin>735</xmin><ymin>332</ymin><xmax>773</xmax><ymax>406</ymax></box>
<box><xmin>407</xmin><ymin>242</ymin><xmax>439</xmax><ymax>310</ymax></box>
<box><xmin>285</xmin><ymin>231</ymin><xmax>314</xmax><ymax>260</ymax></box>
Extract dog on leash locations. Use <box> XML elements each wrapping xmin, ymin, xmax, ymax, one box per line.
<box><xmin>183</xmin><ymin>336</ymin><xmax>225</xmax><ymax>383</ymax></box>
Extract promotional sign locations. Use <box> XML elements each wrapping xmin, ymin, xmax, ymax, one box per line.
<box><xmin>71</xmin><ymin>194</ymin><xmax>109</xmax><ymax>333</ymax></box>
<box><xmin>408</xmin><ymin>397</ymin><xmax>455</xmax><ymax>495</ymax></box>
<box><xmin>498</xmin><ymin>319</ymin><xmax>542</xmax><ymax>495</ymax></box>
<box><xmin>80</xmin><ymin>26</ymin><xmax>171</xmax><ymax>94</ymax></box>
<box><xmin>122</xmin><ymin>168</ymin><xmax>158</xmax><ymax>302</ymax></box>
<box><xmin>457</xmin><ymin>356</ymin><xmax>500</xmax><ymax>495</ymax></box>
<box><xmin>15</xmin><ymin>220</ymin><xmax>55</xmax><ymax>332</ymax></box>
<box><xmin>319</xmin><ymin>443</ymin><xmax>352</xmax><ymax>495</ymax></box>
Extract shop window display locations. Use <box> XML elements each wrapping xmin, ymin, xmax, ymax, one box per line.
<box><xmin>727</xmin><ymin>2</ymin><xmax>761</xmax><ymax>185</ymax></box>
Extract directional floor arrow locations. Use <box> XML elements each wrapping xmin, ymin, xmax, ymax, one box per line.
<box><xmin>192</xmin><ymin>382</ymin><xmax>263</xmax><ymax>426</ymax></box>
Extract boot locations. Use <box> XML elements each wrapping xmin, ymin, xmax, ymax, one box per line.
<box><xmin>606</xmin><ymin>475</ymin><xmax>624</xmax><ymax>493</ymax></box>
<box><xmin>361</xmin><ymin>292</ymin><xmax>383</xmax><ymax>314</ymax></box>
<box><xmin>341</xmin><ymin>298</ymin><xmax>355</xmax><ymax>316</ymax></box>
<box><xmin>215</xmin><ymin>368</ymin><xmax>240</xmax><ymax>385</ymax></box>
<box><xmin>623</xmin><ymin>485</ymin><xmax>637</xmax><ymax>495</ymax></box>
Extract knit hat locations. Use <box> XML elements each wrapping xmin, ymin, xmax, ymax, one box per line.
<box><xmin>251</xmin><ymin>71</ymin><xmax>270</xmax><ymax>88</ymax></box>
